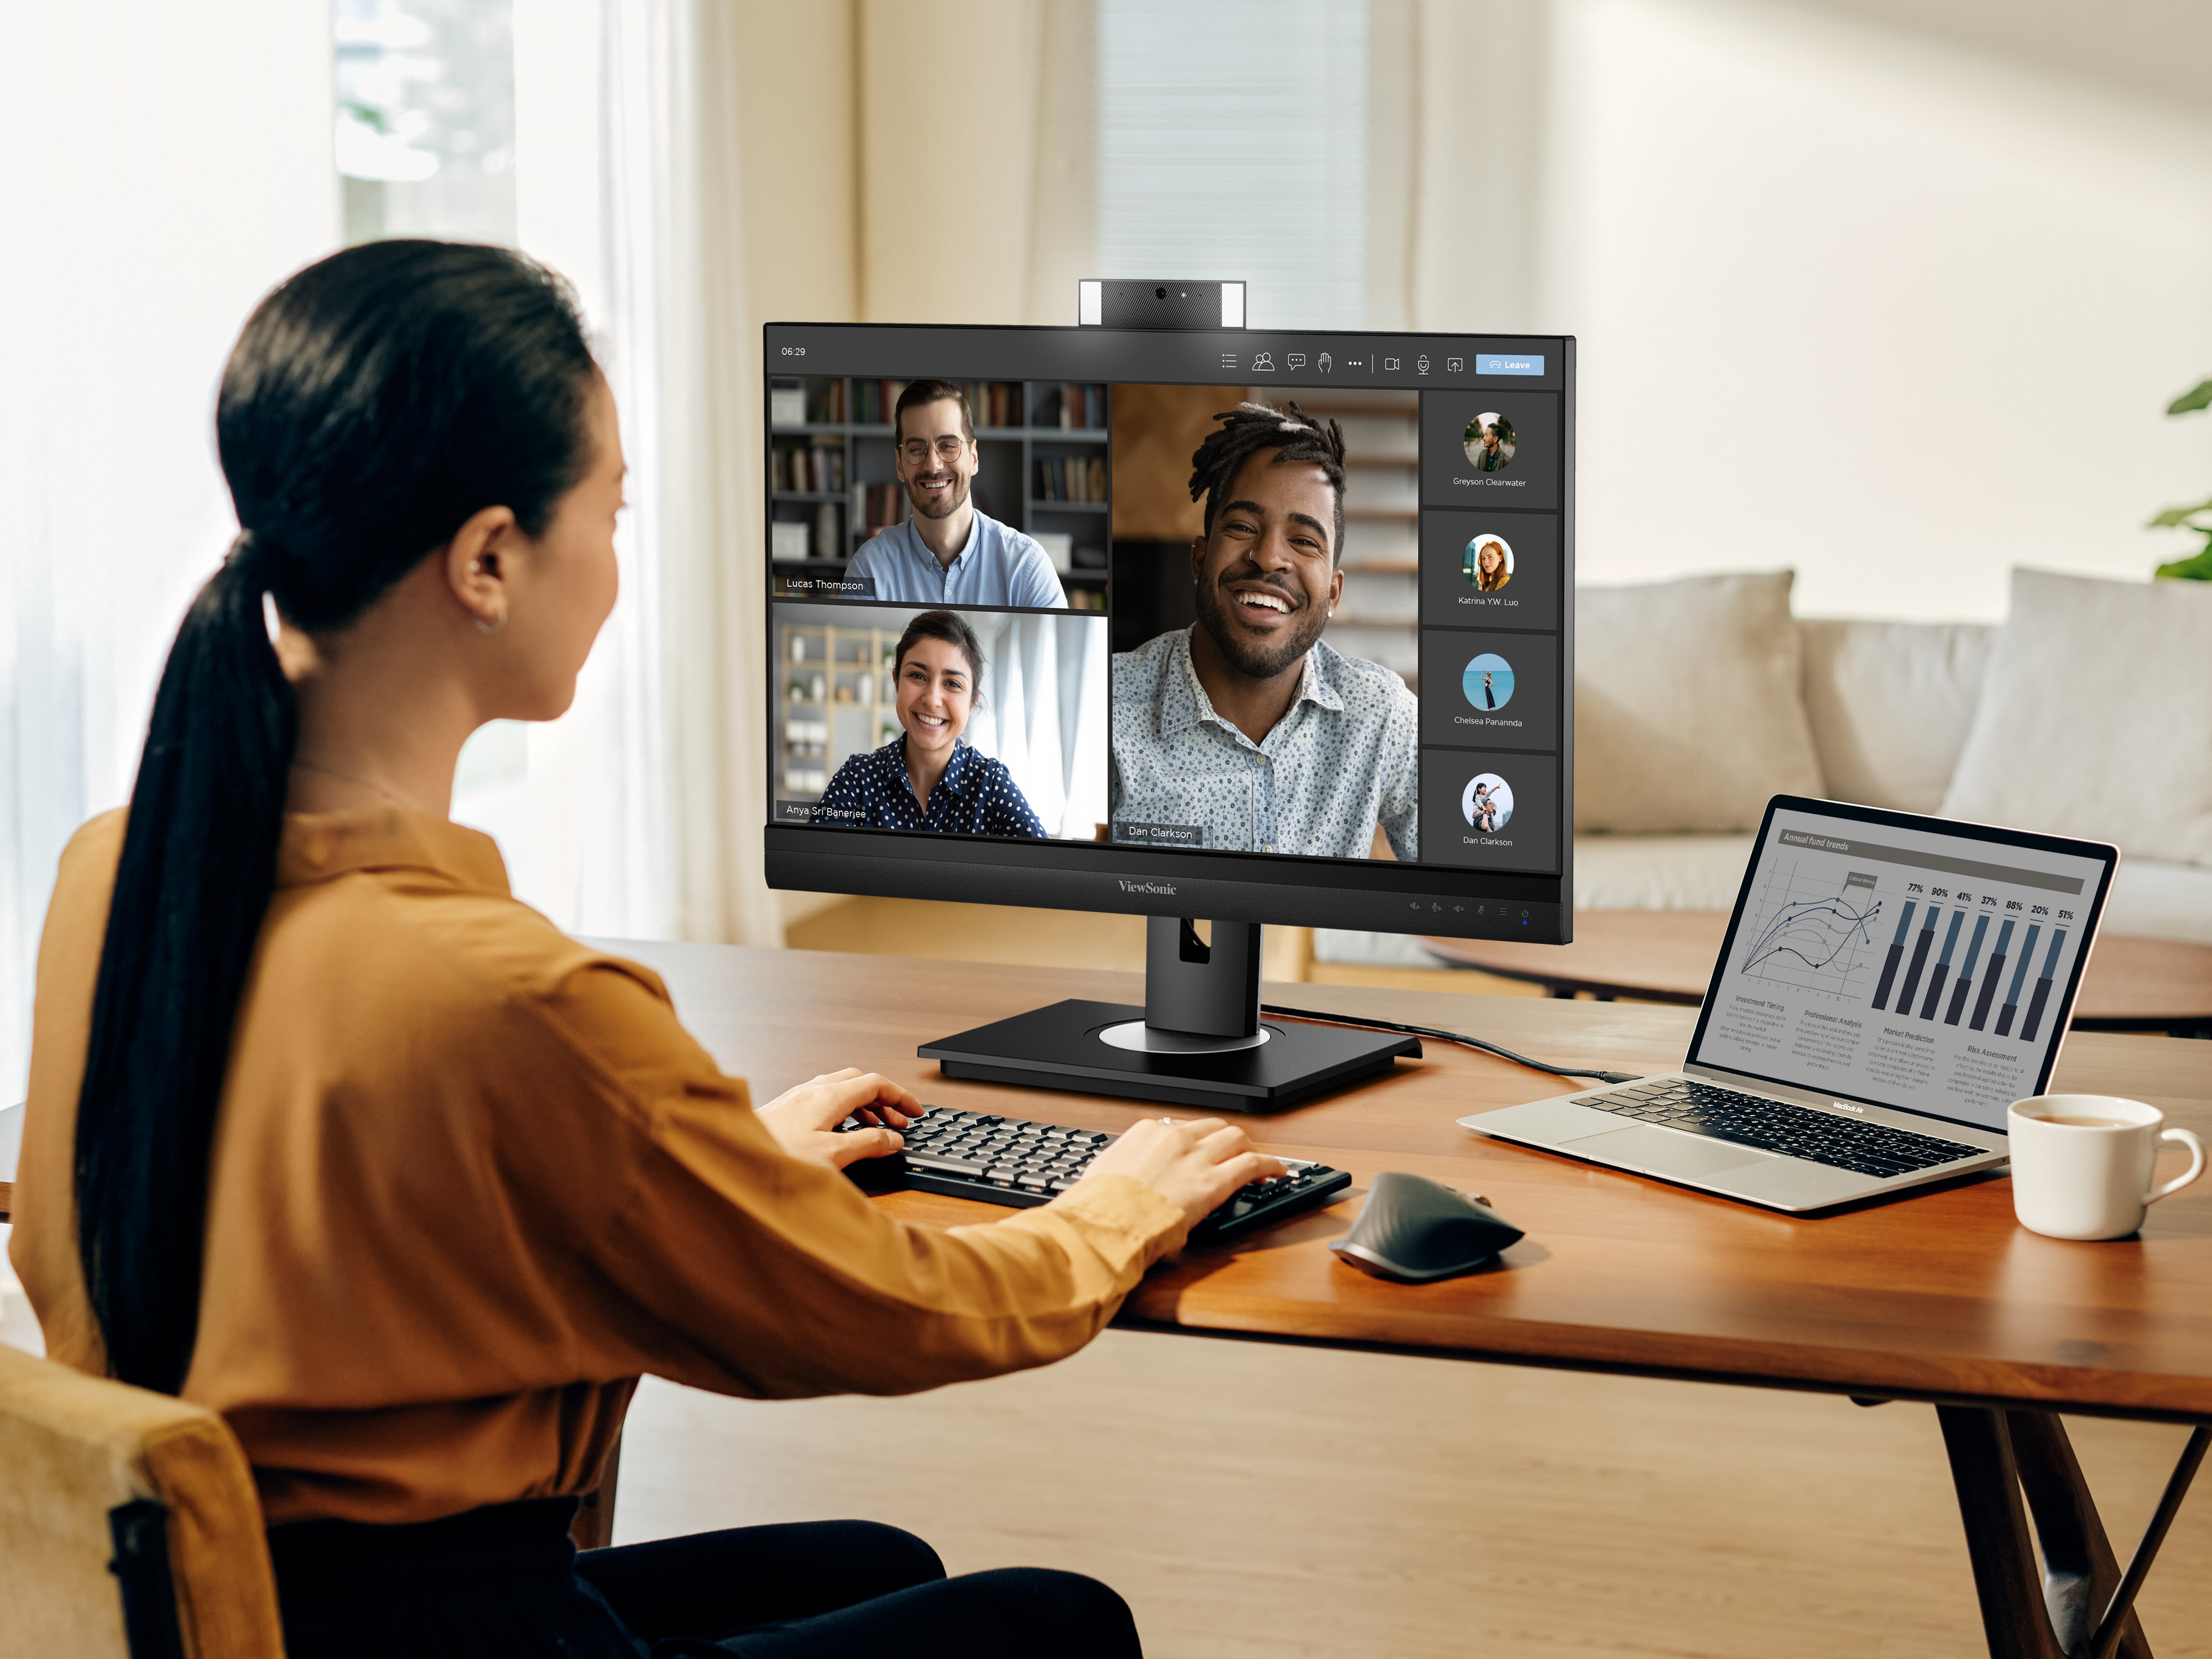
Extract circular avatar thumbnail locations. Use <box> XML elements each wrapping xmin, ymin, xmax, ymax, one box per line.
<box><xmin>1462</xmin><ymin>412</ymin><xmax>1518</xmax><ymax>473</ymax></box>
<box><xmin>1461</xmin><ymin>653</ymin><xmax>1515</xmax><ymax>711</ymax></box>
<box><xmin>1463</xmin><ymin>534</ymin><xmax>1514</xmax><ymax>590</ymax></box>
<box><xmin>1462</xmin><ymin>773</ymin><xmax>1515</xmax><ymax>832</ymax></box>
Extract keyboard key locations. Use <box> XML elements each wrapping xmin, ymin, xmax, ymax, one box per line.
<box><xmin>905</xmin><ymin>1154</ymin><xmax>988</xmax><ymax>1177</ymax></box>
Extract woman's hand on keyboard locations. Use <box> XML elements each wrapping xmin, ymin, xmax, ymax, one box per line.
<box><xmin>757</xmin><ymin>1069</ymin><xmax>920</xmax><ymax>1169</ymax></box>
<box><xmin>1077</xmin><ymin>1117</ymin><xmax>1286</xmax><ymax>1238</ymax></box>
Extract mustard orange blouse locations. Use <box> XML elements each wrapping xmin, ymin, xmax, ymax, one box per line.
<box><xmin>9</xmin><ymin>808</ymin><xmax>1182</xmax><ymax>1525</ymax></box>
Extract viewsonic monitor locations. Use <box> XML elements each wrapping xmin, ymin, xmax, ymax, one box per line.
<box><xmin>762</xmin><ymin>316</ymin><xmax>1573</xmax><ymax>1109</ymax></box>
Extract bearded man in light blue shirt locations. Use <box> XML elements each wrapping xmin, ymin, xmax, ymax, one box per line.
<box><xmin>845</xmin><ymin>379</ymin><xmax>1068</xmax><ymax>609</ymax></box>
<box><xmin>1110</xmin><ymin>401</ymin><xmax>1419</xmax><ymax>860</ymax></box>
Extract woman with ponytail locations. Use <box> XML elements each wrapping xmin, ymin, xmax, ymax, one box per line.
<box><xmin>8</xmin><ymin>241</ymin><xmax>1274</xmax><ymax>1658</ymax></box>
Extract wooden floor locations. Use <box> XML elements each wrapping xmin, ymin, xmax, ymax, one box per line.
<box><xmin>732</xmin><ymin>898</ymin><xmax>2212</xmax><ymax>1655</ymax></box>
<box><xmin>618</xmin><ymin>1332</ymin><xmax>2212</xmax><ymax>1659</ymax></box>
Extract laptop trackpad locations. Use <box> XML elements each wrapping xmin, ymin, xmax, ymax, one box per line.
<box><xmin>1556</xmin><ymin>1123</ymin><xmax>1777</xmax><ymax>1179</ymax></box>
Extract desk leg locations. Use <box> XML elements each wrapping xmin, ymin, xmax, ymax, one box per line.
<box><xmin>1937</xmin><ymin>1407</ymin><xmax>2154</xmax><ymax>1659</ymax></box>
<box><xmin>570</xmin><ymin>1429</ymin><xmax>624</xmax><ymax>1554</ymax></box>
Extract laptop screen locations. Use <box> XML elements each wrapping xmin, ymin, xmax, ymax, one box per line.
<box><xmin>1687</xmin><ymin>800</ymin><xmax>2117</xmax><ymax>1133</ymax></box>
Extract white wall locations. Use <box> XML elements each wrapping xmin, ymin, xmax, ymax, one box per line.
<box><xmin>1417</xmin><ymin>0</ymin><xmax>2212</xmax><ymax>620</ymax></box>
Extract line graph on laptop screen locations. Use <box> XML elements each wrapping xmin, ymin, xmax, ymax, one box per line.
<box><xmin>1736</xmin><ymin>859</ymin><xmax>1884</xmax><ymax>1001</ymax></box>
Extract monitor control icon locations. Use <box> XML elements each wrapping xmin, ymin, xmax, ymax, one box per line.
<box><xmin>1318</xmin><ymin>352</ymin><xmax>1332</xmax><ymax>372</ymax></box>
<box><xmin>1251</xmin><ymin>351</ymin><xmax>1276</xmax><ymax>372</ymax></box>
<box><xmin>1286</xmin><ymin>353</ymin><xmax>1307</xmax><ymax>370</ymax></box>
<box><xmin>1444</xmin><ymin>356</ymin><xmax>1464</xmax><ymax>374</ymax></box>
<box><xmin>1416</xmin><ymin>355</ymin><xmax>1431</xmax><ymax>375</ymax></box>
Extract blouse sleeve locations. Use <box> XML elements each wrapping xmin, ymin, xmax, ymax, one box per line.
<box><xmin>517</xmin><ymin>959</ymin><xmax>1183</xmax><ymax>1401</ymax></box>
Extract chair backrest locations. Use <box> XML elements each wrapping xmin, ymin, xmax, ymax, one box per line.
<box><xmin>0</xmin><ymin>1342</ymin><xmax>284</xmax><ymax>1658</ymax></box>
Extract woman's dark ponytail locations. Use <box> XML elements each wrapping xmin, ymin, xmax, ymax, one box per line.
<box><xmin>73</xmin><ymin>242</ymin><xmax>596</xmax><ymax>1392</ymax></box>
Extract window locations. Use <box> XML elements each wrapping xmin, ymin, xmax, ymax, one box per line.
<box><xmin>334</xmin><ymin>0</ymin><xmax>517</xmax><ymax>246</ymax></box>
<box><xmin>1096</xmin><ymin>0</ymin><xmax>1370</xmax><ymax>331</ymax></box>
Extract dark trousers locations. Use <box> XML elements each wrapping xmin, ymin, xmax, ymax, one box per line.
<box><xmin>268</xmin><ymin>1497</ymin><xmax>1142</xmax><ymax>1658</ymax></box>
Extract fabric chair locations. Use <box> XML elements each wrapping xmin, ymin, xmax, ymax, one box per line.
<box><xmin>0</xmin><ymin>1340</ymin><xmax>283</xmax><ymax>1658</ymax></box>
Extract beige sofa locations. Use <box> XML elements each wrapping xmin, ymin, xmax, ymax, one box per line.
<box><xmin>1320</xmin><ymin>571</ymin><xmax>2212</xmax><ymax>971</ymax></box>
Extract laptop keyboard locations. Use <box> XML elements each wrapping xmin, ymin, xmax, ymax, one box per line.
<box><xmin>1579</xmin><ymin>1079</ymin><xmax>1983</xmax><ymax>1178</ymax></box>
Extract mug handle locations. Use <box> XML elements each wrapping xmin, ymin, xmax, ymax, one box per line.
<box><xmin>2146</xmin><ymin>1128</ymin><xmax>2207</xmax><ymax>1205</ymax></box>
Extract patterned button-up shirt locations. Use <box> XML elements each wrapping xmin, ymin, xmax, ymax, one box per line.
<box><xmin>1109</xmin><ymin>627</ymin><xmax>1419</xmax><ymax>859</ymax></box>
<box><xmin>844</xmin><ymin>509</ymin><xmax>1068</xmax><ymax>609</ymax></box>
<box><xmin>816</xmin><ymin>735</ymin><xmax>1047</xmax><ymax>838</ymax></box>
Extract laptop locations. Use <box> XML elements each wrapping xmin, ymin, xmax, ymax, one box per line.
<box><xmin>1461</xmin><ymin>796</ymin><xmax>2120</xmax><ymax>1212</ymax></box>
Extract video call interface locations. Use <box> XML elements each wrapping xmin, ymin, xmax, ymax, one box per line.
<box><xmin>764</xmin><ymin>325</ymin><xmax>1568</xmax><ymax>879</ymax></box>
<box><xmin>1694</xmin><ymin>806</ymin><xmax>2112</xmax><ymax>1132</ymax></box>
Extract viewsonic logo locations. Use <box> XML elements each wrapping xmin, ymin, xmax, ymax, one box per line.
<box><xmin>1118</xmin><ymin>880</ymin><xmax>1178</xmax><ymax>896</ymax></box>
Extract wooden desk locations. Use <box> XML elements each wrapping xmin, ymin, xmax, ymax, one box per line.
<box><xmin>621</xmin><ymin>941</ymin><xmax>2212</xmax><ymax>1659</ymax></box>
<box><xmin>1423</xmin><ymin>912</ymin><xmax>2212</xmax><ymax>1036</ymax></box>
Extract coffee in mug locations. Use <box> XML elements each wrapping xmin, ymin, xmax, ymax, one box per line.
<box><xmin>2007</xmin><ymin>1094</ymin><xmax>2206</xmax><ymax>1241</ymax></box>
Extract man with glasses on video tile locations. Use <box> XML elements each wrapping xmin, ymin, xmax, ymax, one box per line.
<box><xmin>845</xmin><ymin>379</ymin><xmax>1069</xmax><ymax>609</ymax></box>
<box><xmin>1110</xmin><ymin>401</ymin><xmax>1419</xmax><ymax>860</ymax></box>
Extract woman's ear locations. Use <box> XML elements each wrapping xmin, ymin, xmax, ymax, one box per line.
<box><xmin>445</xmin><ymin>505</ymin><xmax>520</xmax><ymax>633</ymax></box>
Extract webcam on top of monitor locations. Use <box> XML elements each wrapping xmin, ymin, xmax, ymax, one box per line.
<box><xmin>1077</xmin><ymin>278</ymin><xmax>1245</xmax><ymax>330</ymax></box>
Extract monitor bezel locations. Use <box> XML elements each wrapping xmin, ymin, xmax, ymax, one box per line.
<box><xmin>760</xmin><ymin>321</ymin><xmax>1576</xmax><ymax>946</ymax></box>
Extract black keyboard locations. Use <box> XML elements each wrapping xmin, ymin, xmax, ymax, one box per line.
<box><xmin>837</xmin><ymin>1106</ymin><xmax>1351</xmax><ymax>1243</ymax></box>
<box><xmin>1576</xmin><ymin>1079</ymin><xmax>1982</xmax><ymax>1178</ymax></box>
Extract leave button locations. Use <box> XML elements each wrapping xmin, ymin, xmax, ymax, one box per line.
<box><xmin>1477</xmin><ymin>353</ymin><xmax>1544</xmax><ymax>375</ymax></box>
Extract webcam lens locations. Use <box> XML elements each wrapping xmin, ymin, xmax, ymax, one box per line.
<box><xmin>1155</xmin><ymin>286</ymin><xmax>1166</xmax><ymax>299</ymax></box>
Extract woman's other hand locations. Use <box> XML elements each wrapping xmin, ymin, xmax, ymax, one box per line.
<box><xmin>1076</xmin><ymin>1117</ymin><xmax>1285</xmax><ymax>1242</ymax></box>
<box><xmin>757</xmin><ymin>1069</ymin><xmax>921</xmax><ymax>1170</ymax></box>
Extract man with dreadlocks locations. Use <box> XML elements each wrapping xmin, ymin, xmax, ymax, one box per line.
<box><xmin>1110</xmin><ymin>400</ymin><xmax>1420</xmax><ymax>860</ymax></box>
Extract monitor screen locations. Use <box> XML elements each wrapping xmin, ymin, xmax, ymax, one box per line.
<box><xmin>761</xmin><ymin>323</ymin><xmax>1574</xmax><ymax>943</ymax></box>
<box><xmin>1687</xmin><ymin>800</ymin><xmax>2117</xmax><ymax>1131</ymax></box>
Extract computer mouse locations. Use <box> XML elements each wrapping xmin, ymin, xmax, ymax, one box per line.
<box><xmin>1328</xmin><ymin>1172</ymin><xmax>1524</xmax><ymax>1283</ymax></box>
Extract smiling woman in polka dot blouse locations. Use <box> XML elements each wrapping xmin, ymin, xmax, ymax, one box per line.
<box><xmin>816</xmin><ymin>611</ymin><xmax>1048</xmax><ymax>838</ymax></box>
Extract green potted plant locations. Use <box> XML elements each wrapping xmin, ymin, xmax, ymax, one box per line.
<box><xmin>2150</xmin><ymin>377</ymin><xmax>2212</xmax><ymax>580</ymax></box>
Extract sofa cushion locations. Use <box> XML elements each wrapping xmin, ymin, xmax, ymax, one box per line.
<box><xmin>1575</xmin><ymin>571</ymin><xmax>1824</xmax><ymax>832</ymax></box>
<box><xmin>1941</xmin><ymin>570</ymin><xmax>2212</xmax><ymax>865</ymax></box>
<box><xmin>1800</xmin><ymin>618</ymin><xmax>1991</xmax><ymax>813</ymax></box>
<box><xmin>2106</xmin><ymin>860</ymin><xmax>2212</xmax><ymax>945</ymax></box>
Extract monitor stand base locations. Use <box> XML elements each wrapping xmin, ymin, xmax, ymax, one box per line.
<box><xmin>917</xmin><ymin>920</ymin><xmax>1421</xmax><ymax>1113</ymax></box>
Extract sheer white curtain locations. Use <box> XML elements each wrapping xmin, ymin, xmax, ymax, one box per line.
<box><xmin>507</xmin><ymin>0</ymin><xmax>778</xmax><ymax>946</ymax></box>
<box><xmin>0</xmin><ymin>4</ymin><xmax>339</xmax><ymax>1102</ymax></box>
<box><xmin>958</xmin><ymin>614</ymin><xmax>1112</xmax><ymax>842</ymax></box>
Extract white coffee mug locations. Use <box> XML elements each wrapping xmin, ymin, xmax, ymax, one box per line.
<box><xmin>2007</xmin><ymin>1094</ymin><xmax>2206</xmax><ymax>1241</ymax></box>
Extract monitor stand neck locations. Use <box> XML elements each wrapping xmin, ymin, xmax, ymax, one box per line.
<box><xmin>1133</xmin><ymin>917</ymin><xmax>1262</xmax><ymax>1048</ymax></box>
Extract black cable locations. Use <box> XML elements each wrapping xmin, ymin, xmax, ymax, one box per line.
<box><xmin>1260</xmin><ymin>1003</ymin><xmax>1644</xmax><ymax>1086</ymax></box>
